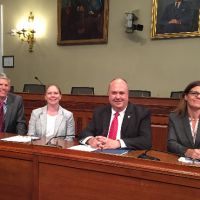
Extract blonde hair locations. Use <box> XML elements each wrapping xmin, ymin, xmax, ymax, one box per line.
<box><xmin>45</xmin><ymin>84</ymin><xmax>62</xmax><ymax>95</ymax></box>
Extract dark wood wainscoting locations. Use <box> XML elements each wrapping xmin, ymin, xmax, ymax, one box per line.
<box><xmin>0</xmin><ymin>136</ymin><xmax>199</xmax><ymax>200</ymax></box>
<box><xmin>18</xmin><ymin>93</ymin><xmax>179</xmax><ymax>151</ymax></box>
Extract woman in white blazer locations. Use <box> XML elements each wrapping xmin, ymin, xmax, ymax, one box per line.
<box><xmin>28</xmin><ymin>84</ymin><xmax>75</xmax><ymax>141</ymax></box>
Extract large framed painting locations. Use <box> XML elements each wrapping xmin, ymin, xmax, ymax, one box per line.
<box><xmin>151</xmin><ymin>0</ymin><xmax>200</xmax><ymax>39</ymax></box>
<box><xmin>57</xmin><ymin>0</ymin><xmax>109</xmax><ymax>45</ymax></box>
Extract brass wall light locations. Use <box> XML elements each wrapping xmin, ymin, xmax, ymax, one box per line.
<box><xmin>15</xmin><ymin>12</ymin><xmax>36</xmax><ymax>52</ymax></box>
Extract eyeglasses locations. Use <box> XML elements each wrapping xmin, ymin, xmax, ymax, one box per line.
<box><xmin>188</xmin><ymin>91</ymin><xmax>200</xmax><ymax>97</ymax></box>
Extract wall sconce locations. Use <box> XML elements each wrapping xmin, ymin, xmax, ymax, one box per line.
<box><xmin>13</xmin><ymin>12</ymin><xmax>36</xmax><ymax>52</ymax></box>
<box><xmin>125</xmin><ymin>12</ymin><xmax>143</xmax><ymax>33</ymax></box>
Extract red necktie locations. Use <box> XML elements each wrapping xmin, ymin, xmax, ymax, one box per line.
<box><xmin>108</xmin><ymin>112</ymin><xmax>119</xmax><ymax>140</ymax></box>
<box><xmin>0</xmin><ymin>101</ymin><xmax>4</xmax><ymax>132</ymax></box>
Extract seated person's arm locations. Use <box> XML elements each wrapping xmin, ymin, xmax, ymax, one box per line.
<box><xmin>16</xmin><ymin>97</ymin><xmax>27</xmax><ymax>135</ymax></box>
<box><xmin>27</xmin><ymin>111</ymin><xmax>37</xmax><ymax>136</ymax></box>
<box><xmin>122</xmin><ymin>109</ymin><xmax>152</xmax><ymax>150</ymax></box>
<box><xmin>167</xmin><ymin>115</ymin><xmax>188</xmax><ymax>156</ymax></box>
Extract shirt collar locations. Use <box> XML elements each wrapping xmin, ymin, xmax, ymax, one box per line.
<box><xmin>0</xmin><ymin>96</ymin><xmax>7</xmax><ymax>105</ymax></box>
<box><xmin>111</xmin><ymin>107</ymin><xmax>127</xmax><ymax>116</ymax></box>
<box><xmin>175</xmin><ymin>2</ymin><xmax>181</xmax><ymax>7</ymax></box>
<box><xmin>4</xmin><ymin>96</ymin><xmax>7</xmax><ymax>105</ymax></box>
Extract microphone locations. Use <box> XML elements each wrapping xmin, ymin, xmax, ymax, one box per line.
<box><xmin>46</xmin><ymin>134</ymin><xmax>76</xmax><ymax>146</ymax></box>
<box><xmin>34</xmin><ymin>76</ymin><xmax>44</xmax><ymax>85</ymax></box>
<box><xmin>137</xmin><ymin>150</ymin><xmax>160</xmax><ymax>161</ymax></box>
<box><xmin>30</xmin><ymin>136</ymin><xmax>41</xmax><ymax>145</ymax></box>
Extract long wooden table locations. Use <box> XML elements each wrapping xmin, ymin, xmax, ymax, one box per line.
<box><xmin>18</xmin><ymin>93</ymin><xmax>179</xmax><ymax>152</ymax></box>
<box><xmin>0</xmin><ymin>133</ymin><xmax>200</xmax><ymax>200</ymax></box>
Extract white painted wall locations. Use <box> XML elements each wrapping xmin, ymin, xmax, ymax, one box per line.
<box><xmin>0</xmin><ymin>4</ymin><xmax>3</xmax><ymax>72</ymax></box>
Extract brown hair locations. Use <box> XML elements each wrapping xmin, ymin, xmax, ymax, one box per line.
<box><xmin>175</xmin><ymin>80</ymin><xmax>200</xmax><ymax>115</ymax></box>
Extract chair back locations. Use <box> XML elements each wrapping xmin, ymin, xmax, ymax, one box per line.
<box><xmin>10</xmin><ymin>86</ymin><xmax>14</xmax><ymax>93</ymax></box>
<box><xmin>129</xmin><ymin>90</ymin><xmax>151</xmax><ymax>97</ymax></box>
<box><xmin>71</xmin><ymin>87</ymin><xmax>94</xmax><ymax>95</ymax></box>
<box><xmin>170</xmin><ymin>91</ymin><xmax>183</xmax><ymax>99</ymax></box>
<box><xmin>23</xmin><ymin>84</ymin><xmax>46</xmax><ymax>94</ymax></box>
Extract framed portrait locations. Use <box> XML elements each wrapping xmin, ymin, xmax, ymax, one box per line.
<box><xmin>151</xmin><ymin>0</ymin><xmax>200</xmax><ymax>39</ymax></box>
<box><xmin>57</xmin><ymin>0</ymin><xmax>109</xmax><ymax>45</ymax></box>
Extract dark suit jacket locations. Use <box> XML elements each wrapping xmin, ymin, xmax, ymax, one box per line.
<box><xmin>4</xmin><ymin>93</ymin><xmax>27</xmax><ymax>134</ymax></box>
<box><xmin>168</xmin><ymin>112</ymin><xmax>200</xmax><ymax>156</ymax></box>
<box><xmin>160</xmin><ymin>0</ymin><xmax>193</xmax><ymax>33</ymax></box>
<box><xmin>79</xmin><ymin>103</ymin><xmax>152</xmax><ymax>150</ymax></box>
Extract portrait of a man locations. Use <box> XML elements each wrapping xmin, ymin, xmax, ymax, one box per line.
<box><xmin>151</xmin><ymin>0</ymin><xmax>200</xmax><ymax>38</ymax></box>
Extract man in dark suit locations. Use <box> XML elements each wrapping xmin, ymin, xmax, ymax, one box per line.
<box><xmin>159</xmin><ymin>0</ymin><xmax>193</xmax><ymax>33</ymax></box>
<box><xmin>0</xmin><ymin>73</ymin><xmax>27</xmax><ymax>134</ymax></box>
<box><xmin>79</xmin><ymin>78</ymin><xmax>151</xmax><ymax>150</ymax></box>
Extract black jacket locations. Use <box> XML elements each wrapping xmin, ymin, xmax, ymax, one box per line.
<box><xmin>79</xmin><ymin>103</ymin><xmax>152</xmax><ymax>150</ymax></box>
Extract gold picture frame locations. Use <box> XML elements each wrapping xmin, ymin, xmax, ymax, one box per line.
<box><xmin>57</xmin><ymin>0</ymin><xmax>109</xmax><ymax>45</ymax></box>
<box><xmin>151</xmin><ymin>0</ymin><xmax>200</xmax><ymax>39</ymax></box>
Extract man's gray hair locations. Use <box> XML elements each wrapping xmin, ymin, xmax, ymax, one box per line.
<box><xmin>0</xmin><ymin>73</ymin><xmax>11</xmax><ymax>84</ymax></box>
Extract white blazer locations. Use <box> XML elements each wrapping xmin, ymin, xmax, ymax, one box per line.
<box><xmin>28</xmin><ymin>105</ymin><xmax>75</xmax><ymax>138</ymax></box>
